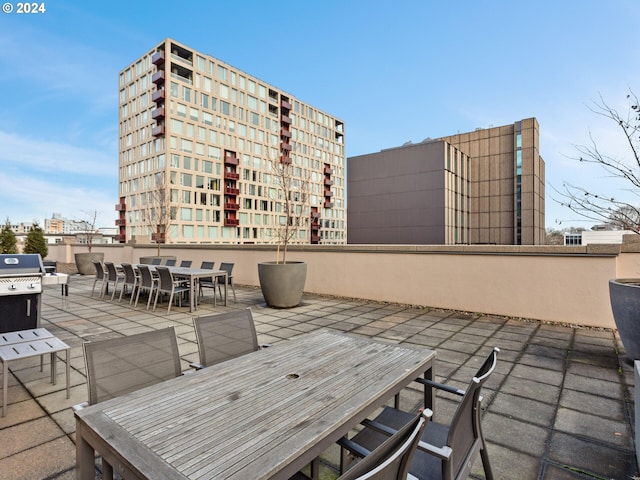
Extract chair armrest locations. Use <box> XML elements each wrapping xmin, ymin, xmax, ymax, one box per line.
<box><xmin>72</xmin><ymin>401</ymin><xmax>89</xmax><ymax>412</ymax></box>
<box><xmin>416</xmin><ymin>440</ymin><xmax>453</xmax><ymax>460</ymax></box>
<box><xmin>415</xmin><ymin>377</ymin><xmax>465</xmax><ymax>396</ymax></box>
<box><xmin>337</xmin><ymin>436</ymin><xmax>372</xmax><ymax>459</ymax></box>
<box><xmin>361</xmin><ymin>418</ymin><xmax>398</xmax><ymax>437</ymax></box>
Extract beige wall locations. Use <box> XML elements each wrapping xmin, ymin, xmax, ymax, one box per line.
<box><xmin>47</xmin><ymin>241</ymin><xmax>640</xmax><ymax>329</ymax></box>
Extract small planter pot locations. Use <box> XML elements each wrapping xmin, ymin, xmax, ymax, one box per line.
<box><xmin>74</xmin><ymin>252</ymin><xmax>104</xmax><ymax>275</ymax></box>
<box><xmin>609</xmin><ymin>279</ymin><xmax>640</xmax><ymax>361</ymax></box>
<box><xmin>258</xmin><ymin>261</ymin><xmax>307</xmax><ymax>308</ymax></box>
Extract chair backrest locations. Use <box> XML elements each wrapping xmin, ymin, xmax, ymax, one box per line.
<box><xmin>165</xmin><ymin>259</ymin><xmax>176</xmax><ymax>266</ymax></box>
<box><xmin>193</xmin><ymin>308</ymin><xmax>259</xmax><ymax>368</ymax></box>
<box><xmin>200</xmin><ymin>261</ymin><xmax>215</xmax><ymax>269</ymax></box>
<box><xmin>447</xmin><ymin>347</ymin><xmax>499</xmax><ymax>477</ymax></box>
<box><xmin>104</xmin><ymin>262</ymin><xmax>118</xmax><ymax>281</ymax></box>
<box><xmin>151</xmin><ymin>258</ymin><xmax>161</xmax><ymax>265</ymax></box>
<box><xmin>121</xmin><ymin>263</ymin><xmax>137</xmax><ymax>284</ymax></box>
<box><xmin>218</xmin><ymin>262</ymin><xmax>234</xmax><ymax>284</ymax></box>
<box><xmin>93</xmin><ymin>261</ymin><xmax>105</xmax><ymax>280</ymax></box>
<box><xmin>82</xmin><ymin>326</ymin><xmax>182</xmax><ymax>405</ymax></box>
<box><xmin>138</xmin><ymin>264</ymin><xmax>155</xmax><ymax>288</ymax></box>
<box><xmin>339</xmin><ymin>410</ymin><xmax>430</xmax><ymax>480</ymax></box>
<box><xmin>180</xmin><ymin>260</ymin><xmax>192</xmax><ymax>268</ymax></box>
<box><xmin>155</xmin><ymin>266</ymin><xmax>175</xmax><ymax>292</ymax></box>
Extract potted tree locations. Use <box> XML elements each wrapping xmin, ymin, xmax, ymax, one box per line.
<box><xmin>139</xmin><ymin>181</ymin><xmax>177</xmax><ymax>265</ymax></box>
<box><xmin>74</xmin><ymin>209</ymin><xmax>104</xmax><ymax>275</ymax></box>
<box><xmin>257</xmin><ymin>155</ymin><xmax>312</xmax><ymax>308</ymax></box>
<box><xmin>554</xmin><ymin>90</ymin><xmax>640</xmax><ymax>360</ymax></box>
<box><xmin>0</xmin><ymin>218</ymin><xmax>18</xmax><ymax>254</ymax></box>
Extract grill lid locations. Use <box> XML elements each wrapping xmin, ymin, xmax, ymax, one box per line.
<box><xmin>0</xmin><ymin>254</ymin><xmax>45</xmax><ymax>275</ymax></box>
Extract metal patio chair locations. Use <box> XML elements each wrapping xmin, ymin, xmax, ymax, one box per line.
<box><xmin>191</xmin><ymin>308</ymin><xmax>266</xmax><ymax>369</ymax></box>
<box><xmin>153</xmin><ymin>266</ymin><xmax>190</xmax><ymax>313</ymax></box>
<box><xmin>118</xmin><ymin>263</ymin><xmax>139</xmax><ymax>303</ymax></box>
<box><xmin>339</xmin><ymin>410</ymin><xmax>431</xmax><ymax>480</ymax></box>
<box><xmin>340</xmin><ymin>348</ymin><xmax>499</xmax><ymax>480</ymax></box>
<box><xmin>216</xmin><ymin>262</ymin><xmax>236</xmax><ymax>302</ymax></box>
<box><xmin>103</xmin><ymin>262</ymin><xmax>125</xmax><ymax>301</ymax></box>
<box><xmin>73</xmin><ymin>326</ymin><xmax>183</xmax><ymax>480</ymax></box>
<box><xmin>198</xmin><ymin>261</ymin><xmax>216</xmax><ymax>302</ymax></box>
<box><xmin>90</xmin><ymin>261</ymin><xmax>106</xmax><ymax>297</ymax></box>
<box><xmin>134</xmin><ymin>264</ymin><xmax>158</xmax><ymax>309</ymax></box>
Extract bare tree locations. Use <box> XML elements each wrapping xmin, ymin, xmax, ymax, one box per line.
<box><xmin>266</xmin><ymin>152</ymin><xmax>312</xmax><ymax>263</ymax></box>
<box><xmin>144</xmin><ymin>174</ymin><xmax>176</xmax><ymax>256</ymax></box>
<box><xmin>78</xmin><ymin>209</ymin><xmax>99</xmax><ymax>252</ymax></box>
<box><xmin>553</xmin><ymin>89</ymin><xmax>640</xmax><ymax>233</ymax></box>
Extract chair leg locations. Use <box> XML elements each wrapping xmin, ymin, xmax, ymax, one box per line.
<box><xmin>480</xmin><ymin>441</ymin><xmax>494</xmax><ymax>480</ymax></box>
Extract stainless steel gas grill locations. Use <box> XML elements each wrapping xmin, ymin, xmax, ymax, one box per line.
<box><xmin>0</xmin><ymin>254</ymin><xmax>45</xmax><ymax>333</ymax></box>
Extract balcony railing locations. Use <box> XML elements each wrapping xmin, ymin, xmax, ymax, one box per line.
<box><xmin>151</xmin><ymin>107</ymin><xmax>165</xmax><ymax>120</ymax></box>
<box><xmin>224</xmin><ymin>171</ymin><xmax>240</xmax><ymax>180</ymax></box>
<box><xmin>324</xmin><ymin>201</ymin><xmax>334</xmax><ymax>208</ymax></box>
<box><xmin>115</xmin><ymin>219</ymin><xmax>126</xmax><ymax>226</ymax></box>
<box><xmin>152</xmin><ymin>125</ymin><xmax>165</xmax><ymax>137</ymax></box>
<box><xmin>224</xmin><ymin>202</ymin><xmax>240</xmax><ymax>211</ymax></box>
<box><xmin>152</xmin><ymin>89</ymin><xmax>165</xmax><ymax>104</ymax></box>
<box><xmin>324</xmin><ymin>166</ymin><xmax>334</xmax><ymax>175</ymax></box>
<box><xmin>224</xmin><ymin>218</ymin><xmax>240</xmax><ymax>227</ymax></box>
<box><xmin>224</xmin><ymin>155</ymin><xmax>239</xmax><ymax>166</ymax></box>
<box><xmin>280</xmin><ymin>115</ymin><xmax>291</xmax><ymax>125</ymax></box>
<box><xmin>115</xmin><ymin>203</ymin><xmax>126</xmax><ymax>212</ymax></box>
<box><xmin>151</xmin><ymin>51</ymin><xmax>165</xmax><ymax>66</ymax></box>
<box><xmin>280</xmin><ymin>99</ymin><xmax>292</xmax><ymax>110</ymax></box>
<box><xmin>152</xmin><ymin>70</ymin><xmax>165</xmax><ymax>84</ymax></box>
<box><xmin>224</xmin><ymin>187</ymin><xmax>240</xmax><ymax>196</ymax></box>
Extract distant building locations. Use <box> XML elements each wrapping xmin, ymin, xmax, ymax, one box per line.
<box><xmin>44</xmin><ymin>213</ymin><xmax>94</xmax><ymax>235</ymax></box>
<box><xmin>347</xmin><ymin>118</ymin><xmax>545</xmax><ymax>245</ymax></box>
<box><xmin>116</xmin><ymin>38</ymin><xmax>346</xmax><ymax>245</ymax></box>
<box><xmin>564</xmin><ymin>229</ymin><xmax>636</xmax><ymax>246</ymax></box>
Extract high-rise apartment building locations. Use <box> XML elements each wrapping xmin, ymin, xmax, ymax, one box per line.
<box><xmin>348</xmin><ymin>118</ymin><xmax>545</xmax><ymax>245</ymax></box>
<box><xmin>116</xmin><ymin>38</ymin><xmax>346</xmax><ymax>245</ymax></box>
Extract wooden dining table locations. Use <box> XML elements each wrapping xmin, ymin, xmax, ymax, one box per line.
<box><xmin>74</xmin><ymin>329</ymin><xmax>436</xmax><ymax>480</ymax></box>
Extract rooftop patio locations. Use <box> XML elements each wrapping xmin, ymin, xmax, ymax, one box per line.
<box><xmin>0</xmin><ymin>274</ymin><xmax>637</xmax><ymax>480</ymax></box>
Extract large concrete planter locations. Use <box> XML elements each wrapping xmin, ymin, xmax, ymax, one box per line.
<box><xmin>609</xmin><ymin>279</ymin><xmax>640</xmax><ymax>361</ymax></box>
<box><xmin>258</xmin><ymin>261</ymin><xmax>307</xmax><ymax>308</ymax></box>
<box><xmin>74</xmin><ymin>252</ymin><xmax>104</xmax><ymax>275</ymax></box>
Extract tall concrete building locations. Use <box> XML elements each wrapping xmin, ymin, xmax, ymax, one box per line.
<box><xmin>116</xmin><ymin>38</ymin><xmax>346</xmax><ymax>245</ymax></box>
<box><xmin>348</xmin><ymin>118</ymin><xmax>545</xmax><ymax>245</ymax></box>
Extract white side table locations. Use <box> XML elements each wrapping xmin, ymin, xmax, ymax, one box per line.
<box><xmin>0</xmin><ymin>328</ymin><xmax>70</xmax><ymax>417</ymax></box>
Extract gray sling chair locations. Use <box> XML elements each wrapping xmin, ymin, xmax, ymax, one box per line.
<box><xmin>153</xmin><ymin>266</ymin><xmax>190</xmax><ymax>313</ymax></box>
<box><xmin>90</xmin><ymin>261</ymin><xmax>106</xmax><ymax>297</ymax></box>
<box><xmin>118</xmin><ymin>263</ymin><xmax>139</xmax><ymax>304</ymax></box>
<box><xmin>103</xmin><ymin>261</ymin><xmax>125</xmax><ymax>301</ymax></box>
<box><xmin>339</xmin><ymin>347</ymin><xmax>499</xmax><ymax>480</ymax></box>
<box><xmin>73</xmin><ymin>327</ymin><xmax>183</xmax><ymax>480</ymax></box>
<box><xmin>134</xmin><ymin>264</ymin><xmax>158</xmax><ymax>309</ymax></box>
<box><xmin>191</xmin><ymin>308</ymin><xmax>268</xmax><ymax>370</ymax></box>
<box><xmin>292</xmin><ymin>410</ymin><xmax>431</xmax><ymax>480</ymax></box>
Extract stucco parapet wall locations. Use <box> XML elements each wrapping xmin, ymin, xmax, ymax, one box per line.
<box><xmin>272</xmin><ymin>244</ymin><xmax>619</xmax><ymax>257</ymax></box>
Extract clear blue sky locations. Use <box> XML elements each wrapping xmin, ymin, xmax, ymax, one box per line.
<box><xmin>1</xmin><ymin>0</ymin><xmax>638</xmax><ymax>231</ymax></box>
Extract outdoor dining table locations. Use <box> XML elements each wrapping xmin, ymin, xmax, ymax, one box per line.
<box><xmin>161</xmin><ymin>266</ymin><xmax>228</xmax><ymax>311</ymax></box>
<box><xmin>122</xmin><ymin>265</ymin><xmax>228</xmax><ymax>312</ymax></box>
<box><xmin>74</xmin><ymin>329</ymin><xmax>436</xmax><ymax>480</ymax></box>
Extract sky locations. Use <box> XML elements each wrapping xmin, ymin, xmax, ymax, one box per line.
<box><xmin>0</xmin><ymin>0</ymin><xmax>639</xmax><ymax>231</ymax></box>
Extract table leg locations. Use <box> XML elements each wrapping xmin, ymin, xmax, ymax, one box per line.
<box><xmin>50</xmin><ymin>351</ymin><xmax>57</xmax><ymax>385</ymax></box>
<box><xmin>76</xmin><ymin>421</ymin><xmax>96</xmax><ymax>480</ymax></box>
<box><xmin>2</xmin><ymin>360</ymin><xmax>7</xmax><ymax>417</ymax></box>
<box><xmin>224</xmin><ymin>274</ymin><xmax>228</xmax><ymax>306</ymax></box>
<box><xmin>65</xmin><ymin>349</ymin><xmax>70</xmax><ymax>399</ymax></box>
<box><xmin>424</xmin><ymin>366</ymin><xmax>435</xmax><ymax>412</ymax></box>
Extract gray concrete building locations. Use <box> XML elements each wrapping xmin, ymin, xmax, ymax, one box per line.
<box><xmin>348</xmin><ymin>118</ymin><xmax>545</xmax><ymax>245</ymax></box>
